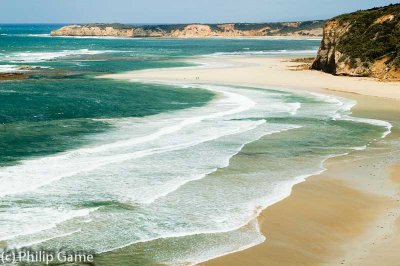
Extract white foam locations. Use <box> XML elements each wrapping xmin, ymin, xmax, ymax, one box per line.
<box><xmin>289</xmin><ymin>102</ymin><xmax>301</xmax><ymax>115</ymax></box>
<box><xmin>13</xmin><ymin>229</ymin><xmax>82</xmax><ymax>249</ymax></box>
<box><xmin>48</xmin><ymin>35</ymin><xmax>143</xmax><ymax>40</ymax></box>
<box><xmin>173</xmin><ymin>90</ymin><xmax>388</xmax><ymax>266</ymax></box>
<box><xmin>0</xmin><ymin>207</ymin><xmax>94</xmax><ymax>244</ymax></box>
<box><xmin>194</xmin><ymin>152</ymin><xmax>343</xmax><ymax>265</ymax></box>
<box><xmin>0</xmin><ymin>82</ymin><xmax>306</xmax><ymax>255</ymax></box>
<box><xmin>341</xmin><ymin>116</ymin><xmax>393</xmax><ymax>139</ymax></box>
<box><xmin>0</xmin><ymin>64</ymin><xmax>51</xmax><ymax>73</ymax></box>
<box><xmin>0</xmin><ymin>86</ymin><xmax>260</xmax><ymax>198</ymax></box>
<box><xmin>3</xmin><ymin>34</ymin><xmax>51</xmax><ymax>38</ymax></box>
<box><xmin>0</xmin><ymin>65</ymin><xmax>20</xmax><ymax>72</ymax></box>
<box><xmin>0</xmin><ymin>49</ymin><xmax>118</xmax><ymax>63</ymax></box>
<box><xmin>139</xmin><ymin>119</ymin><xmax>267</xmax><ymax>204</ymax></box>
<box><xmin>23</xmin><ymin>34</ymin><xmax>51</xmax><ymax>38</ymax></box>
<box><xmin>167</xmin><ymin>220</ymin><xmax>265</xmax><ymax>266</ymax></box>
<box><xmin>1</xmin><ymin>81</ymin><xmax>389</xmax><ymax>263</ymax></box>
<box><xmin>80</xmin><ymin>88</ymin><xmax>256</xmax><ymax>154</ymax></box>
<box><xmin>99</xmin><ymin>211</ymin><xmax>264</xmax><ymax>255</ymax></box>
<box><xmin>309</xmin><ymin>91</ymin><xmax>393</xmax><ymax>138</ymax></box>
<box><xmin>140</xmin><ymin>123</ymin><xmax>305</xmax><ymax>205</ymax></box>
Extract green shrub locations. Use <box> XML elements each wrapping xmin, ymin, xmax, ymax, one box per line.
<box><xmin>336</xmin><ymin>4</ymin><xmax>400</xmax><ymax>65</ymax></box>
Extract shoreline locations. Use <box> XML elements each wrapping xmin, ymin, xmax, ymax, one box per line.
<box><xmin>101</xmin><ymin>55</ymin><xmax>400</xmax><ymax>265</ymax></box>
<box><xmin>102</xmin><ymin>56</ymin><xmax>400</xmax><ymax>100</ymax></box>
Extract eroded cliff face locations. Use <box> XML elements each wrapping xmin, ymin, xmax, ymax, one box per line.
<box><xmin>311</xmin><ymin>20</ymin><xmax>352</xmax><ymax>74</ymax></box>
<box><xmin>51</xmin><ymin>25</ymin><xmax>136</xmax><ymax>37</ymax></box>
<box><xmin>169</xmin><ymin>24</ymin><xmax>216</xmax><ymax>38</ymax></box>
<box><xmin>312</xmin><ymin>19</ymin><xmax>381</xmax><ymax>77</ymax></box>
<box><xmin>312</xmin><ymin>4</ymin><xmax>400</xmax><ymax>80</ymax></box>
<box><xmin>51</xmin><ymin>22</ymin><xmax>324</xmax><ymax>38</ymax></box>
<box><xmin>168</xmin><ymin>24</ymin><xmax>276</xmax><ymax>37</ymax></box>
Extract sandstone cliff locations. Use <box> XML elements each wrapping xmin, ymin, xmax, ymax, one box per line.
<box><xmin>312</xmin><ymin>4</ymin><xmax>400</xmax><ymax>80</ymax></box>
<box><xmin>51</xmin><ymin>25</ymin><xmax>135</xmax><ymax>37</ymax></box>
<box><xmin>51</xmin><ymin>21</ymin><xmax>324</xmax><ymax>38</ymax></box>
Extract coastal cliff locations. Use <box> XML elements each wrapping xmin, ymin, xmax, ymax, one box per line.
<box><xmin>50</xmin><ymin>25</ymin><xmax>136</xmax><ymax>37</ymax></box>
<box><xmin>312</xmin><ymin>4</ymin><xmax>400</xmax><ymax>80</ymax></box>
<box><xmin>50</xmin><ymin>21</ymin><xmax>324</xmax><ymax>38</ymax></box>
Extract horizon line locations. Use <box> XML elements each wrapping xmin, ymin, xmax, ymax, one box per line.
<box><xmin>0</xmin><ymin>19</ymin><xmax>328</xmax><ymax>26</ymax></box>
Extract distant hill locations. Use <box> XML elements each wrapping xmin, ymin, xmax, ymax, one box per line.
<box><xmin>312</xmin><ymin>4</ymin><xmax>400</xmax><ymax>80</ymax></box>
<box><xmin>50</xmin><ymin>21</ymin><xmax>324</xmax><ymax>38</ymax></box>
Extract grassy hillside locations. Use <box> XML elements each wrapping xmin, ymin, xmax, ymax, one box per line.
<box><xmin>336</xmin><ymin>4</ymin><xmax>400</xmax><ymax>67</ymax></box>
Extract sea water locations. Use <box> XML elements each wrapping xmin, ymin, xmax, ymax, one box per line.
<box><xmin>0</xmin><ymin>25</ymin><xmax>391</xmax><ymax>265</ymax></box>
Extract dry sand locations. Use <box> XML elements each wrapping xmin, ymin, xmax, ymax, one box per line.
<box><xmin>102</xmin><ymin>56</ymin><xmax>400</xmax><ymax>265</ymax></box>
<box><xmin>103</xmin><ymin>56</ymin><xmax>400</xmax><ymax>100</ymax></box>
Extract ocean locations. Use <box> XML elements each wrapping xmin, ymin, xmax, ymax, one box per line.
<box><xmin>0</xmin><ymin>24</ymin><xmax>392</xmax><ymax>265</ymax></box>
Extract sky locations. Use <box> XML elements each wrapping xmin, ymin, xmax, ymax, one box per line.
<box><xmin>0</xmin><ymin>0</ymin><xmax>398</xmax><ymax>24</ymax></box>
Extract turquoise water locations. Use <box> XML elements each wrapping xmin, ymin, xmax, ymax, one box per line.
<box><xmin>0</xmin><ymin>24</ymin><xmax>319</xmax><ymax>165</ymax></box>
<box><xmin>0</xmin><ymin>79</ymin><xmax>212</xmax><ymax>165</ymax></box>
<box><xmin>0</xmin><ymin>25</ymin><xmax>392</xmax><ymax>265</ymax></box>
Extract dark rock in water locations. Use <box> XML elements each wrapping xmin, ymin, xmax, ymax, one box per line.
<box><xmin>17</xmin><ymin>65</ymin><xmax>42</xmax><ymax>70</ymax></box>
<box><xmin>0</xmin><ymin>73</ymin><xmax>27</xmax><ymax>80</ymax></box>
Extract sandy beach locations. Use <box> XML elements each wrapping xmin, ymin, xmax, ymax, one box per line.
<box><xmin>103</xmin><ymin>55</ymin><xmax>400</xmax><ymax>265</ymax></box>
<box><xmin>103</xmin><ymin>56</ymin><xmax>400</xmax><ymax>100</ymax></box>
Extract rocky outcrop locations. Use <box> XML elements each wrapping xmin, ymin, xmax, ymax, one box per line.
<box><xmin>312</xmin><ymin>4</ymin><xmax>400</xmax><ymax>80</ymax></box>
<box><xmin>51</xmin><ymin>21</ymin><xmax>324</xmax><ymax>38</ymax></box>
<box><xmin>311</xmin><ymin>20</ymin><xmax>351</xmax><ymax>74</ymax></box>
<box><xmin>0</xmin><ymin>73</ymin><xmax>26</xmax><ymax>80</ymax></box>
